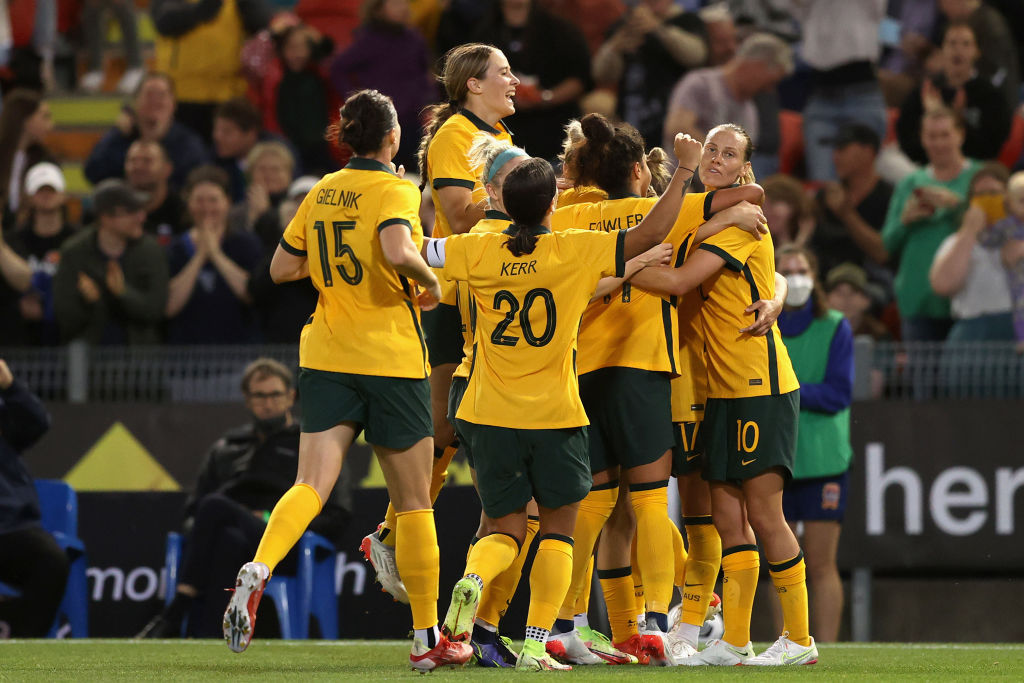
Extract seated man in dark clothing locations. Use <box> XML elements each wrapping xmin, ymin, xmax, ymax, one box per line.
<box><xmin>138</xmin><ymin>358</ymin><xmax>351</xmax><ymax>638</ymax></box>
<box><xmin>0</xmin><ymin>358</ymin><xmax>69</xmax><ymax>638</ymax></box>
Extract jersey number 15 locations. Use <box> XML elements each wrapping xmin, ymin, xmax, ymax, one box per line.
<box><xmin>313</xmin><ymin>220</ymin><xmax>363</xmax><ymax>286</ymax></box>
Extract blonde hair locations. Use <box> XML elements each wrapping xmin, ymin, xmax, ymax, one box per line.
<box><xmin>645</xmin><ymin>147</ymin><xmax>672</xmax><ymax>196</ymax></box>
<box><xmin>558</xmin><ymin>119</ymin><xmax>585</xmax><ymax>183</ymax></box>
<box><xmin>245</xmin><ymin>141</ymin><xmax>295</xmax><ymax>179</ymax></box>
<box><xmin>1007</xmin><ymin>170</ymin><xmax>1024</xmax><ymax>197</ymax></box>
<box><xmin>706</xmin><ymin>123</ymin><xmax>756</xmax><ymax>185</ymax></box>
<box><xmin>467</xmin><ymin>133</ymin><xmax>513</xmax><ymax>185</ymax></box>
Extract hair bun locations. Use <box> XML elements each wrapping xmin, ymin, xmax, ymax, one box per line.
<box><xmin>580</xmin><ymin>113</ymin><xmax>613</xmax><ymax>145</ymax></box>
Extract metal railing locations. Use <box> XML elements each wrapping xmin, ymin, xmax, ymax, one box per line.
<box><xmin>3</xmin><ymin>339</ymin><xmax>1023</xmax><ymax>403</ymax></box>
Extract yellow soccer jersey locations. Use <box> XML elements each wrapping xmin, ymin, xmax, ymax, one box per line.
<box><xmin>670</xmin><ymin>230</ymin><xmax>710</xmax><ymax>423</ymax></box>
<box><xmin>696</xmin><ymin>226</ymin><xmax>799</xmax><ymax>398</ymax></box>
<box><xmin>550</xmin><ymin>193</ymin><xmax>709</xmax><ymax>376</ymax></box>
<box><xmin>453</xmin><ymin>210</ymin><xmax>513</xmax><ymax>380</ymax></box>
<box><xmin>427</xmin><ymin>110</ymin><xmax>513</xmax><ymax>238</ymax></box>
<box><xmin>281</xmin><ymin>158</ymin><xmax>428</xmax><ymax>379</ymax></box>
<box><xmin>556</xmin><ymin>184</ymin><xmax>607</xmax><ymax>209</ymax></box>
<box><xmin>442</xmin><ymin>227</ymin><xmax>626</xmax><ymax>429</ymax></box>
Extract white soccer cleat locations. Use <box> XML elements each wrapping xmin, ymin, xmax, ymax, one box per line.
<box><xmin>360</xmin><ymin>529</ymin><xmax>409</xmax><ymax>604</ymax></box>
<box><xmin>746</xmin><ymin>633</ymin><xmax>819</xmax><ymax>666</ymax></box>
<box><xmin>546</xmin><ymin>629</ymin><xmax>606</xmax><ymax>665</ymax></box>
<box><xmin>223</xmin><ymin>561</ymin><xmax>270</xmax><ymax>653</ymax></box>
<box><xmin>679</xmin><ymin>638</ymin><xmax>755</xmax><ymax>666</ymax></box>
<box><xmin>664</xmin><ymin>630</ymin><xmax>699</xmax><ymax>664</ymax></box>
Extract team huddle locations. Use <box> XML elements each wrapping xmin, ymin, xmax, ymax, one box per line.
<box><xmin>220</xmin><ymin>42</ymin><xmax>819</xmax><ymax>671</ymax></box>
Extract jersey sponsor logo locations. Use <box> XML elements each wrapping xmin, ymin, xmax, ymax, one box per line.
<box><xmin>686</xmin><ymin>453</ymin><xmax>700</xmax><ymax>462</ymax></box>
<box><xmin>741</xmin><ymin>457</ymin><xmax>757</xmax><ymax>466</ymax></box>
<box><xmin>500</xmin><ymin>260</ymin><xmax>538</xmax><ymax>276</ymax></box>
<box><xmin>315</xmin><ymin>187</ymin><xmax>362</xmax><ymax>209</ymax></box>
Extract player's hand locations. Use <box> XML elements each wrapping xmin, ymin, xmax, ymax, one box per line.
<box><xmin>673</xmin><ymin>133</ymin><xmax>703</xmax><ymax>173</ymax></box>
<box><xmin>77</xmin><ymin>273</ymin><xmax>101</xmax><ymax>303</ymax></box>
<box><xmin>637</xmin><ymin>242</ymin><xmax>673</xmax><ymax>267</ymax></box>
<box><xmin>0</xmin><ymin>359</ymin><xmax>13</xmax><ymax>390</ymax></box>
<box><xmin>719</xmin><ymin>201</ymin><xmax>768</xmax><ymax>239</ymax></box>
<box><xmin>105</xmin><ymin>260</ymin><xmax>125</xmax><ymax>297</ymax></box>
<box><xmin>418</xmin><ymin>282</ymin><xmax>442</xmax><ymax>311</ymax></box>
<box><xmin>740</xmin><ymin>296</ymin><xmax>783</xmax><ymax>336</ymax></box>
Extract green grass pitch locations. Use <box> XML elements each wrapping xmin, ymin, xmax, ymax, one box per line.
<box><xmin>2</xmin><ymin>640</ymin><xmax>1022</xmax><ymax>681</ymax></box>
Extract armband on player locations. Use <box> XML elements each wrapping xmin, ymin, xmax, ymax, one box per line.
<box><xmin>426</xmin><ymin>238</ymin><xmax>447</xmax><ymax>267</ymax></box>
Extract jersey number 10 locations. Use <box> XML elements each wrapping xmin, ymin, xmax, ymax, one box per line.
<box><xmin>313</xmin><ymin>220</ymin><xmax>363</xmax><ymax>286</ymax></box>
<box><xmin>491</xmin><ymin>288</ymin><xmax>556</xmax><ymax>348</ymax></box>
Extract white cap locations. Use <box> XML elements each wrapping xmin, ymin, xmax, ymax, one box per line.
<box><xmin>25</xmin><ymin>162</ymin><xmax>66</xmax><ymax>195</ymax></box>
<box><xmin>288</xmin><ymin>175</ymin><xmax>320</xmax><ymax>200</ymax></box>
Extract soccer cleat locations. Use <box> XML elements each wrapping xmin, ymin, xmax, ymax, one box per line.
<box><xmin>470</xmin><ymin>634</ymin><xmax>518</xmax><ymax>668</ymax></box>
<box><xmin>546</xmin><ymin>630</ymin><xmax>606</xmax><ymax>665</ymax></box>
<box><xmin>680</xmin><ymin>638</ymin><xmax>755</xmax><ymax>666</ymax></box>
<box><xmin>669</xmin><ymin>590</ymin><xmax>723</xmax><ymax>631</ymax></box>
<box><xmin>360</xmin><ymin>528</ymin><xmax>409</xmax><ymax>604</ymax></box>
<box><xmin>707</xmin><ymin>591</ymin><xmax>722</xmax><ymax>619</ymax></box>
<box><xmin>638</xmin><ymin>628</ymin><xmax>678</xmax><ymax>666</ymax></box>
<box><xmin>441</xmin><ymin>576</ymin><xmax>481</xmax><ymax>642</ymax></box>
<box><xmin>223</xmin><ymin>562</ymin><xmax>269</xmax><ymax>653</ymax></box>
<box><xmin>410</xmin><ymin>633</ymin><xmax>474</xmax><ymax>672</ymax></box>
<box><xmin>746</xmin><ymin>633</ymin><xmax>819</xmax><ymax>666</ymax></box>
<box><xmin>578</xmin><ymin>625</ymin><xmax>639</xmax><ymax>664</ymax></box>
<box><xmin>516</xmin><ymin>649</ymin><xmax>573</xmax><ymax>671</ymax></box>
<box><xmin>611</xmin><ymin>634</ymin><xmax>651</xmax><ymax>665</ymax></box>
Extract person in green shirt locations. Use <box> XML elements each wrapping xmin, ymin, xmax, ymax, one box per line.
<box><xmin>881</xmin><ymin>107</ymin><xmax>980</xmax><ymax>341</ymax></box>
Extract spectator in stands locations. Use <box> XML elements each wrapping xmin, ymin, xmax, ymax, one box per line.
<box><xmin>232</xmin><ymin>141</ymin><xmax>295</xmax><ymax>241</ymax></box>
<box><xmin>897</xmin><ymin>22</ymin><xmax>1012</xmax><ymax>166</ymax></box>
<box><xmin>271</xmin><ymin>22</ymin><xmax>334</xmax><ymax>176</ymax></box>
<box><xmin>811</xmin><ymin>123</ymin><xmax>894</xmax><ymax>292</ymax></box>
<box><xmin>0</xmin><ymin>89</ymin><xmax>55</xmax><ymax>229</ymax></box>
<box><xmin>762</xmin><ymin>173</ymin><xmax>815</xmax><ymax>249</ymax></box>
<box><xmin>125</xmin><ymin>140</ymin><xmax>186</xmax><ymax>246</ymax></box>
<box><xmin>80</xmin><ymin>0</ymin><xmax>145</xmax><ymax>94</ymax></box>
<box><xmin>662</xmin><ymin>32</ymin><xmax>791</xmax><ymax>170</ymax></box>
<box><xmin>882</xmin><ymin>107</ymin><xmax>980</xmax><ymax>342</ymax></box>
<box><xmin>137</xmin><ymin>358</ymin><xmax>350</xmax><ymax>638</ymax></box>
<box><xmin>929</xmin><ymin>163</ymin><xmax>1014</xmax><ymax>342</ymax></box>
<box><xmin>0</xmin><ymin>0</ymin><xmax>57</xmax><ymax>92</ymax></box>
<box><xmin>330</xmin><ymin>0</ymin><xmax>436</xmax><ymax>173</ymax></box>
<box><xmin>165</xmin><ymin>166</ymin><xmax>262</xmax><ymax>345</ymax></box>
<box><xmin>539</xmin><ymin>0</ymin><xmax>625</xmax><ymax>56</ymax></box>
<box><xmin>471</xmin><ymin>0</ymin><xmax>591</xmax><ymax>162</ymax></box>
<box><xmin>152</xmin><ymin>0</ymin><xmax>272</xmax><ymax>144</ymax></box>
<box><xmin>825</xmin><ymin>263</ymin><xmax>891</xmax><ymax>341</ymax></box>
<box><xmin>84</xmin><ymin>73</ymin><xmax>209</xmax><ymax>191</ymax></box>
<box><xmin>794</xmin><ymin>0</ymin><xmax>888</xmax><ymax>181</ymax></box>
<box><xmin>937</xmin><ymin>0</ymin><xmax>1019</xmax><ymax>109</ymax></box>
<box><xmin>10</xmin><ymin>163</ymin><xmax>78</xmax><ymax>346</ymax></box>
<box><xmin>212</xmin><ymin>98</ymin><xmax>274</xmax><ymax>203</ymax></box>
<box><xmin>592</xmin><ymin>0</ymin><xmax>706</xmax><ymax>149</ymax></box>
<box><xmin>776</xmin><ymin>244</ymin><xmax>854</xmax><ymax>644</ymax></box>
<box><xmin>878</xmin><ymin>0</ymin><xmax>937</xmax><ymax>107</ymax></box>
<box><xmin>53</xmin><ymin>180</ymin><xmax>169</xmax><ymax>345</ymax></box>
<box><xmin>698</xmin><ymin>3</ymin><xmax>738</xmax><ymax>68</ymax></box>
<box><xmin>0</xmin><ymin>358</ymin><xmax>68</xmax><ymax>638</ymax></box>
<box><xmin>248</xmin><ymin>176</ymin><xmax>318</xmax><ymax>343</ymax></box>
<box><xmin>725</xmin><ymin>0</ymin><xmax>798</xmax><ymax>42</ymax></box>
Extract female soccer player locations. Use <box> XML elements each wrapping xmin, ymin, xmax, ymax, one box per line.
<box><xmin>222</xmin><ymin>90</ymin><xmax>471</xmax><ymax>672</ymax></box>
<box><xmin>361</xmin><ymin>43</ymin><xmax>520</xmax><ymax>598</ymax></box>
<box><xmin>629</xmin><ymin>123</ymin><xmax>817</xmax><ymax>666</ymax></box>
<box><xmin>429</xmin><ymin>138</ymin><xmax>704</xmax><ymax>670</ymax></box>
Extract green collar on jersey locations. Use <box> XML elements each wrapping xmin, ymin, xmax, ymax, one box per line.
<box><xmin>345</xmin><ymin>157</ymin><xmax>396</xmax><ymax>175</ymax></box>
<box><xmin>485</xmin><ymin>209</ymin><xmax>512</xmax><ymax>222</ymax></box>
<box><xmin>502</xmin><ymin>224</ymin><xmax>551</xmax><ymax>236</ymax></box>
<box><xmin>459</xmin><ymin>108</ymin><xmax>506</xmax><ymax>136</ymax></box>
<box><xmin>606</xmin><ymin>191</ymin><xmax>641</xmax><ymax>200</ymax></box>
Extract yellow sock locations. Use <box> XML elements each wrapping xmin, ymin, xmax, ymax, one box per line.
<box><xmin>464</xmin><ymin>536</ymin><xmax>479</xmax><ymax>569</ymax></box>
<box><xmin>574</xmin><ymin>555</ymin><xmax>594</xmax><ymax>616</ymax></box>
<box><xmin>670</xmin><ymin>520</ymin><xmax>687</xmax><ymax>589</ymax></box>
<box><xmin>631</xmin><ymin>536</ymin><xmax>644</xmax><ymax>616</ymax></box>
<box><xmin>557</xmin><ymin>486</ymin><xmax>616</xmax><ymax>620</ymax></box>
<box><xmin>478</xmin><ymin>517</ymin><xmax>539</xmax><ymax>627</ymax></box>
<box><xmin>253</xmin><ymin>483</ymin><xmax>321</xmax><ymax>573</ymax></box>
<box><xmin>721</xmin><ymin>545</ymin><xmax>759</xmax><ymax>647</ymax></box>
<box><xmin>380</xmin><ymin>446</ymin><xmax>456</xmax><ymax>549</ymax></box>
<box><xmin>598</xmin><ymin>567</ymin><xmax>637</xmax><ymax>642</ymax></box>
<box><xmin>395</xmin><ymin>509</ymin><xmax>440</xmax><ymax>630</ymax></box>
<box><xmin>769</xmin><ymin>551</ymin><xmax>811</xmax><ymax>646</ymax></box>
<box><xmin>630</xmin><ymin>483</ymin><xmax>674</xmax><ymax>615</ymax></box>
<box><xmin>465</xmin><ymin>533</ymin><xmax>519</xmax><ymax>586</ymax></box>
<box><xmin>526</xmin><ymin>536</ymin><xmax>573</xmax><ymax>633</ymax></box>
<box><xmin>681</xmin><ymin>517</ymin><xmax>722</xmax><ymax>628</ymax></box>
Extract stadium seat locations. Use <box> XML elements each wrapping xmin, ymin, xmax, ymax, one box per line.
<box><xmin>163</xmin><ymin>530</ymin><xmax>338</xmax><ymax>639</ymax></box>
<box><xmin>0</xmin><ymin>481</ymin><xmax>89</xmax><ymax>637</ymax></box>
<box><xmin>778</xmin><ymin>110</ymin><xmax>805</xmax><ymax>176</ymax></box>
<box><xmin>998</xmin><ymin>112</ymin><xmax>1024</xmax><ymax>169</ymax></box>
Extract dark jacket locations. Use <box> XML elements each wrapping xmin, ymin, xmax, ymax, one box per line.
<box><xmin>84</xmin><ymin>121</ymin><xmax>209</xmax><ymax>191</ymax></box>
<box><xmin>0</xmin><ymin>380</ymin><xmax>51</xmax><ymax>534</ymax></box>
<box><xmin>53</xmin><ymin>227</ymin><xmax>170</xmax><ymax>345</ymax></box>
<box><xmin>183</xmin><ymin>422</ymin><xmax>351</xmax><ymax>545</ymax></box>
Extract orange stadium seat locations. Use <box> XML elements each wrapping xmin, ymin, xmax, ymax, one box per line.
<box><xmin>998</xmin><ymin>111</ymin><xmax>1024</xmax><ymax>169</ymax></box>
<box><xmin>778</xmin><ymin>110</ymin><xmax>804</xmax><ymax>176</ymax></box>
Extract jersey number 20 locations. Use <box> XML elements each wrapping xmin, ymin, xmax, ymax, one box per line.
<box><xmin>313</xmin><ymin>220</ymin><xmax>363</xmax><ymax>286</ymax></box>
<box><xmin>491</xmin><ymin>288</ymin><xmax>556</xmax><ymax>347</ymax></box>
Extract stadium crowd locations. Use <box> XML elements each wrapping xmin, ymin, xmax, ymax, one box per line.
<box><xmin>0</xmin><ymin>0</ymin><xmax>1021</xmax><ymax>348</ymax></box>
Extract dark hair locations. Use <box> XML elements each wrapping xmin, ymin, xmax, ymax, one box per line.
<box><xmin>135</xmin><ymin>71</ymin><xmax>176</xmax><ymax>99</ymax></box>
<box><xmin>922</xmin><ymin>105</ymin><xmax>966</xmax><ymax>132</ymax></box>
<box><xmin>776</xmin><ymin>243</ymin><xmax>828</xmax><ymax>318</ymax></box>
<box><xmin>942</xmin><ymin>20</ymin><xmax>977</xmax><ymax>45</ymax></box>
<box><xmin>241</xmin><ymin>357</ymin><xmax>294</xmax><ymax>394</ymax></box>
<box><xmin>571</xmin><ymin>113</ymin><xmax>645</xmax><ymax>196</ymax></box>
<box><xmin>326</xmin><ymin>89</ymin><xmax>398</xmax><ymax>156</ymax></box>
<box><xmin>183</xmin><ymin>164</ymin><xmax>231</xmax><ymax>199</ymax></box>
<box><xmin>417</xmin><ymin>43</ymin><xmax>496</xmax><ymax>186</ymax></box>
<box><xmin>0</xmin><ymin>89</ymin><xmax>44</xmax><ymax>213</ymax></box>
<box><xmin>968</xmin><ymin>162</ymin><xmax>1009</xmax><ymax>198</ymax></box>
<box><xmin>214</xmin><ymin>97</ymin><xmax>261</xmax><ymax>132</ymax></box>
<box><xmin>501</xmin><ymin>158</ymin><xmax>555</xmax><ymax>257</ymax></box>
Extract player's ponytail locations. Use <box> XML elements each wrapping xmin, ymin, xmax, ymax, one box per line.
<box><xmin>417</xmin><ymin>43</ymin><xmax>496</xmax><ymax>189</ymax></box>
<box><xmin>558</xmin><ymin>119</ymin><xmax>585</xmax><ymax>184</ymax></box>
<box><xmin>645</xmin><ymin>147</ymin><xmax>672</xmax><ymax>197</ymax></box>
<box><xmin>327</xmin><ymin>89</ymin><xmax>397</xmax><ymax>157</ymax></box>
<box><xmin>574</xmin><ymin>113</ymin><xmax>645</xmax><ymax>197</ymax></box>
<box><xmin>502</xmin><ymin>158</ymin><xmax>555</xmax><ymax>257</ymax></box>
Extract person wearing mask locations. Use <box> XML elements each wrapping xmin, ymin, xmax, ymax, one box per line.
<box><xmin>137</xmin><ymin>358</ymin><xmax>350</xmax><ymax>639</ymax></box>
<box><xmin>84</xmin><ymin>73</ymin><xmax>209</xmax><ymax>191</ymax></box>
<box><xmin>53</xmin><ymin>180</ymin><xmax>169</xmax><ymax>345</ymax></box>
<box><xmin>0</xmin><ymin>358</ymin><xmax>68</xmax><ymax>638</ymax></box>
<box><xmin>776</xmin><ymin>244</ymin><xmax>854</xmax><ymax>645</ymax></box>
